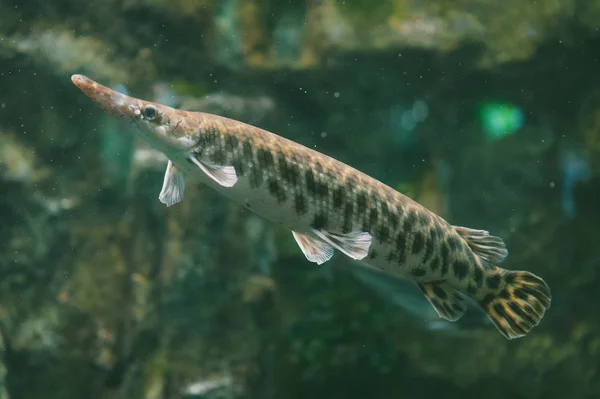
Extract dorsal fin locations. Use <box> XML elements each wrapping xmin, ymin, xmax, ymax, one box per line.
<box><xmin>454</xmin><ymin>226</ymin><xmax>508</xmax><ymax>268</ymax></box>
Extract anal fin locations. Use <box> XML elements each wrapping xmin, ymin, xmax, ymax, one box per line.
<box><xmin>313</xmin><ymin>230</ymin><xmax>372</xmax><ymax>261</ymax></box>
<box><xmin>159</xmin><ymin>160</ymin><xmax>185</xmax><ymax>207</ymax></box>
<box><xmin>417</xmin><ymin>282</ymin><xmax>467</xmax><ymax>322</ymax></box>
<box><xmin>292</xmin><ymin>231</ymin><xmax>334</xmax><ymax>265</ymax></box>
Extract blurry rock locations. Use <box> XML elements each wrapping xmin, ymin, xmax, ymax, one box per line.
<box><xmin>2</xmin><ymin>30</ymin><xmax>130</xmax><ymax>83</ymax></box>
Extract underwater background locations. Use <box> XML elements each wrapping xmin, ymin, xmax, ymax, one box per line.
<box><xmin>0</xmin><ymin>1</ymin><xmax>599</xmax><ymax>398</ymax></box>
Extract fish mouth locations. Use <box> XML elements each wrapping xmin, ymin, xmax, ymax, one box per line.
<box><xmin>71</xmin><ymin>74</ymin><xmax>140</xmax><ymax>120</ymax></box>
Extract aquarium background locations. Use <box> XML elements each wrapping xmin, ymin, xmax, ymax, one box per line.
<box><xmin>0</xmin><ymin>1</ymin><xmax>599</xmax><ymax>398</ymax></box>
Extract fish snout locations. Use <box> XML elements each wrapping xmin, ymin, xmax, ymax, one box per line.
<box><xmin>71</xmin><ymin>74</ymin><xmax>139</xmax><ymax>120</ymax></box>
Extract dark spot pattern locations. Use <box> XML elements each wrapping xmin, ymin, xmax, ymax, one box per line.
<box><xmin>389</xmin><ymin>211</ymin><xmax>399</xmax><ymax>229</ymax></box>
<box><xmin>513</xmin><ymin>289</ymin><xmax>528</xmax><ymax>301</ymax></box>
<box><xmin>417</xmin><ymin>213</ymin><xmax>430</xmax><ymax>226</ymax></box>
<box><xmin>486</xmin><ymin>274</ymin><xmax>502</xmax><ymax>290</ymax></box>
<box><xmin>209</xmin><ymin>145</ymin><xmax>226</xmax><ymax>164</ymax></box>
<box><xmin>356</xmin><ymin>191</ymin><xmax>367</xmax><ymax>215</ymax></box>
<box><xmin>505</xmin><ymin>273</ymin><xmax>516</xmax><ymax>284</ymax></box>
<box><xmin>453</xmin><ymin>260</ymin><xmax>469</xmax><ymax>280</ymax></box>
<box><xmin>313</xmin><ymin>160</ymin><xmax>323</xmax><ymax>173</ymax></box>
<box><xmin>530</xmin><ymin>300</ymin><xmax>545</xmax><ymax>316</ymax></box>
<box><xmin>361</xmin><ymin>219</ymin><xmax>371</xmax><ymax>233</ymax></box>
<box><xmin>295</xmin><ymin>194</ymin><xmax>307</xmax><ymax>216</ymax></box>
<box><xmin>447</xmin><ymin>235</ymin><xmax>461</xmax><ymax>251</ymax></box>
<box><xmin>432</xmin><ymin>284</ymin><xmax>447</xmax><ymax>299</ymax></box>
<box><xmin>440</xmin><ymin>242</ymin><xmax>450</xmax><ymax>264</ymax></box>
<box><xmin>430</xmin><ymin>256</ymin><xmax>441</xmax><ymax>272</ymax></box>
<box><xmin>316</xmin><ymin>181</ymin><xmax>328</xmax><ymax>199</ymax></box>
<box><xmin>243</xmin><ymin>140</ymin><xmax>253</xmax><ymax>158</ymax></box>
<box><xmin>369</xmin><ymin>250</ymin><xmax>378</xmax><ymax>260</ymax></box>
<box><xmin>305</xmin><ymin>170</ymin><xmax>316</xmax><ymax>196</ymax></box>
<box><xmin>433</xmin><ymin>224</ymin><xmax>444</xmax><ymax>239</ymax></box>
<box><xmin>279</xmin><ymin>155</ymin><xmax>299</xmax><ymax>186</ymax></box>
<box><xmin>520</xmin><ymin>274</ymin><xmax>541</xmax><ymax>285</ymax></box>
<box><xmin>268</xmin><ymin>179</ymin><xmax>286</xmax><ymax>203</ymax></box>
<box><xmin>224</xmin><ymin>134</ymin><xmax>238</xmax><ymax>151</ymax></box>
<box><xmin>422</xmin><ymin>234</ymin><xmax>434</xmax><ymax>263</ymax></box>
<box><xmin>380</xmin><ymin>202</ymin><xmax>389</xmax><ymax>219</ymax></box>
<box><xmin>394</xmin><ymin>234</ymin><xmax>407</xmax><ymax>265</ymax></box>
<box><xmin>333</xmin><ymin>187</ymin><xmax>345</xmax><ymax>209</ymax></box>
<box><xmin>249</xmin><ymin>165</ymin><xmax>263</xmax><ymax>189</ymax></box>
<box><xmin>411</xmin><ymin>231</ymin><xmax>425</xmax><ymax>254</ymax></box>
<box><xmin>411</xmin><ymin>268</ymin><xmax>427</xmax><ymax>277</ymax></box>
<box><xmin>257</xmin><ymin>148</ymin><xmax>274</xmax><ymax>169</ymax></box>
<box><xmin>385</xmin><ymin>251</ymin><xmax>395</xmax><ymax>262</ymax></box>
<box><xmin>473</xmin><ymin>267</ymin><xmax>484</xmax><ymax>287</ymax></box>
<box><xmin>376</xmin><ymin>225</ymin><xmax>389</xmax><ymax>241</ymax></box>
<box><xmin>493</xmin><ymin>303</ymin><xmax>505</xmax><ymax>316</ymax></box>
<box><xmin>403</xmin><ymin>210</ymin><xmax>417</xmax><ymax>233</ymax></box>
<box><xmin>312</xmin><ymin>213</ymin><xmax>328</xmax><ymax>230</ymax></box>
<box><xmin>480</xmin><ymin>294</ymin><xmax>494</xmax><ymax>307</ymax></box>
<box><xmin>441</xmin><ymin>260</ymin><xmax>449</xmax><ymax>276</ymax></box>
<box><xmin>508</xmin><ymin>302</ymin><xmax>535</xmax><ymax>326</ymax></box>
<box><xmin>343</xmin><ymin>203</ymin><xmax>353</xmax><ymax>233</ymax></box>
<box><xmin>345</xmin><ymin>177</ymin><xmax>357</xmax><ymax>190</ymax></box>
<box><xmin>519</xmin><ymin>288</ymin><xmax>548</xmax><ymax>313</ymax></box>
<box><xmin>206</xmin><ymin>130</ymin><xmax>218</xmax><ymax>145</ymax></box>
<box><xmin>232</xmin><ymin>158</ymin><xmax>245</xmax><ymax>177</ymax></box>
<box><xmin>451</xmin><ymin>303</ymin><xmax>464</xmax><ymax>313</ymax></box>
<box><xmin>493</xmin><ymin>303</ymin><xmax>525</xmax><ymax>336</ymax></box>
<box><xmin>440</xmin><ymin>243</ymin><xmax>450</xmax><ymax>274</ymax></box>
<box><xmin>369</xmin><ymin>208</ymin><xmax>378</xmax><ymax>228</ymax></box>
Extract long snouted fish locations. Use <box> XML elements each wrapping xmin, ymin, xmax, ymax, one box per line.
<box><xmin>71</xmin><ymin>74</ymin><xmax>551</xmax><ymax>339</ymax></box>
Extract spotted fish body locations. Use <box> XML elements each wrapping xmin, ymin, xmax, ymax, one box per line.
<box><xmin>194</xmin><ymin>117</ymin><xmax>471</xmax><ymax>282</ymax></box>
<box><xmin>72</xmin><ymin>74</ymin><xmax>551</xmax><ymax>339</ymax></box>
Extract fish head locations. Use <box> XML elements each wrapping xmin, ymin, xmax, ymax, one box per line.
<box><xmin>71</xmin><ymin>74</ymin><xmax>199</xmax><ymax>152</ymax></box>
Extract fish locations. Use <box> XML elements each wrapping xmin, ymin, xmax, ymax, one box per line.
<box><xmin>346</xmin><ymin>261</ymin><xmax>492</xmax><ymax>335</ymax></box>
<box><xmin>71</xmin><ymin>74</ymin><xmax>552</xmax><ymax>339</ymax></box>
<box><xmin>560</xmin><ymin>149</ymin><xmax>590</xmax><ymax>218</ymax></box>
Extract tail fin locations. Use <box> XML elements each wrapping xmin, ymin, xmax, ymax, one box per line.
<box><xmin>478</xmin><ymin>269</ymin><xmax>551</xmax><ymax>339</ymax></box>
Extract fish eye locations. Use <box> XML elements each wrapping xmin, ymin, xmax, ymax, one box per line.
<box><xmin>142</xmin><ymin>105</ymin><xmax>159</xmax><ymax>120</ymax></box>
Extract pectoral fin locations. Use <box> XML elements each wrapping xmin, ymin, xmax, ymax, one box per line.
<box><xmin>292</xmin><ymin>231</ymin><xmax>334</xmax><ymax>265</ymax></box>
<box><xmin>159</xmin><ymin>160</ymin><xmax>185</xmax><ymax>207</ymax></box>
<box><xmin>313</xmin><ymin>230</ymin><xmax>372</xmax><ymax>261</ymax></box>
<box><xmin>188</xmin><ymin>154</ymin><xmax>238</xmax><ymax>188</ymax></box>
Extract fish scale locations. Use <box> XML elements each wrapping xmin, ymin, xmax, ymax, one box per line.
<box><xmin>216</xmin><ymin>125</ymin><xmax>405</xmax><ymax>248</ymax></box>
<box><xmin>71</xmin><ymin>74</ymin><xmax>552</xmax><ymax>340</ymax></box>
<box><xmin>192</xmin><ymin>123</ymin><xmax>503</xmax><ymax>292</ymax></box>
